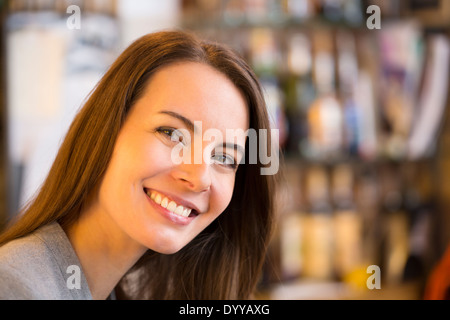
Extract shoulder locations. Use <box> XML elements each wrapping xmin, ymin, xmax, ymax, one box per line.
<box><xmin>0</xmin><ymin>227</ymin><xmax>53</xmax><ymax>266</ymax></box>
<box><xmin>0</xmin><ymin>231</ymin><xmax>50</xmax><ymax>299</ymax></box>
<box><xmin>0</xmin><ymin>228</ymin><xmax>59</xmax><ymax>299</ymax></box>
<box><xmin>0</xmin><ymin>223</ymin><xmax>91</xmax><ymax>299</ymax></box>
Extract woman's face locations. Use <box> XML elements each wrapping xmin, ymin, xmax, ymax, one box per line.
<box><xmin>95</xmin><ymin>62</ymin><xmax>249</xmax><ymax>254</ymax></box>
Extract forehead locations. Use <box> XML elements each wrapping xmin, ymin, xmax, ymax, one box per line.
<box><xmin>136</xmin><ymin>61</ymin><xmax>249</xmax><ymax>132</ymax></box>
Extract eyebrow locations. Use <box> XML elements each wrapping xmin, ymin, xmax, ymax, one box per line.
<box><xmin>159</xmin><ymin>110</ymin><xmax>196</xmax><ymax>132</ymax></box>
<box><xmin>159</xmin><ymin>110</ymin><xmax>246</xmax><ymax>156</ymax></box>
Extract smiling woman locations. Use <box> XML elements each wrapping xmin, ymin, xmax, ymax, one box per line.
<box><xmin>0</xmin><ymin>30</ymin><xmax>278</xmax><ymax>300</ymax></box>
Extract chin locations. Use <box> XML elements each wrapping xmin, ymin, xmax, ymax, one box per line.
<box><xmin>152</xmin><ymin>243</ymin><xmax>186</xmax><ymax>255</ymax></box>
<box><xmin>144</xmin><ymin>235</ymin><xmax>190</xmax><ymax>255</ymax></box>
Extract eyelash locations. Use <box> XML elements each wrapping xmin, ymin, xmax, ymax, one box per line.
<box><xmin>155</xmin><ymin>126</ymin><xmax>238</xmax><ymax>170</ymax></box>
<box><xmin>156</xmin><ymin>126</ymin><xmax>185</xmax><ymax>144</ymax></box>
<box><xmin>211</xmin><ymin>153</ymin><xmax>238</xmax><ymax>170</ymax></box>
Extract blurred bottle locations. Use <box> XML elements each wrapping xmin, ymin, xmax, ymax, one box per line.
<box><xmin>378</xmin><ymin>22</ymin><xmax>423</xmax><ymax>160</ymax></box>
<box><xmin>284</xmin><ymin>32</ymin><xmax>314</xmax><ymax>155</ymax></box>
<box><xmin>331</xmin><ymin>163</ymin><xmax>363</xmax><ymax>280</ymax></box>
<box><xmin>244</xmin><ymin>0</ymin><xmax>269</xmax><ymax>23</ymax></box>
<box><xmin>320</xmin><ymin>0</ymin><xmax>345</xmax><ymax>22</ymax></box>
<box><xmin>279</xmin><ymin>162</ymin><xmax>305</xmax><ymax>281</ymax></box>
<box><xmin>223</xmin><ymin>0</ymin><xmax>246</xmax><ymax>25</ymax></box>
<box><xmin>336</xmin><ymin>30</ymin><xmax>360</xmax><ymax>156</ymax></box>
<box><xmin>304</xmin><ymin>30</ymin><xmax>343</xmax><ymax>160</ymax></box>
<box><xmin>355</xmin><ymin>166</ymin><xmax>381</xmax><ymax>270</ymax></box>
<box><xmin>379</xmin><ymin>165</ymin><xmax>410</xmax><ymax>285</ymax></box>
<box><xmin>248</xmin><ymin>27</ymin><xmax>288</xmax><ymax>147</ymax></box>
<box><xmin>402</xmin><ymin>162</ymin><xmax>433</xmax><ymax>283</ymax></box>
<box><xmin>306</xmin><ymin>96</ymin><xmax>343</xmax><ymax>159</ymax></box>
<box><xmin>261</xmin><ymin>78</ymin><xmax>288</xmax><ymax>148</ymax></box>
<box><xmin>319</xmin><ymin>0</ymin><xmax>364</xmax><ymax>25</ymax></box>
<box><xmin>284</xmin><ymin>0</ymin><xmax>315</xmax><ymax>20</ymax></box>
<box><xmin>356</xmin><ymin>32</ymin><xmax>382</xmax><ymax>161</ymax></box>
<box><xmin>302</xmin><ymin>165</ymin><xmax>334</xmax><ymax>279</ymax></box>
<box><xmin>249</xmin><ymin>27</ymin><xmax>280</xmax><ymax>76</ymax></box>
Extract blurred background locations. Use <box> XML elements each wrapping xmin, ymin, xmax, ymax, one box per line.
<box><xmin>0</xmin><ymin>0</ymin><xmax>449</xmax><ymax>299</ymax></box>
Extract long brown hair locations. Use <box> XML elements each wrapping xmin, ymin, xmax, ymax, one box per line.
<box><xmin>0</xmin><ymin>30</ymin><xmax>277</xmax><ymax>299</ymax></box>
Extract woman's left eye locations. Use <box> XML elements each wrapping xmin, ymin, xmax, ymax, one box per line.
<box><xmin>212</xmin><ymin>153</ymin><xmax>237</xmax><ymax>169</ymax></box>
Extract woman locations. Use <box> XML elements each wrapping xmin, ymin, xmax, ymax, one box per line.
<box><xmin>0</xmin><ymin>30</ymin><xmax>277</xmax><ymax>299</ymax></box>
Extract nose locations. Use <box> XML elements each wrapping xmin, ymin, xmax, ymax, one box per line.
<box><xmin>172</xmin><ymin>161</ymin><xmax>212</xmax><ymax>193</ymax></box>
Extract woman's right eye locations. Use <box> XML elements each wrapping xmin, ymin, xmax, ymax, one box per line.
<box><xmin>156</xmin><ymin>127</ymin><xmax>185</xmax><ymax>145</ymax></box>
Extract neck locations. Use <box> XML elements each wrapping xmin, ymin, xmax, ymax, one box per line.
<box><xmin>63</xmin><ymin>206</ymin><xmax>147</xmax><ymax>300</ymax></box>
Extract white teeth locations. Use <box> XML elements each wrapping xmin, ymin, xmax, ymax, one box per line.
<box><xmin>167</xmin><ymin>201</ymin><xmax>177</xmax><ymax>212</ymax></box>
<box><xmin>161</xmin><ymin>197</ymin><xmax>168</xmax><ymax>208</ymax></box>
<box><xmin>183</xmin><ymin>208</ymin><xmax>192</xmax><ymax>217</ymax></box>
<box><xmin>148</xmin><ymin>190</ymin><xmax>194</xmax><ymax>218</ymax></box>
<box><xmin>155</xmin><ymin>194</ymin><xmax>162</xmax><ymax>205</ymax></box>
<box><xmin>174</xmin><ymin>205</ymin><xmax>184</xmax><ymax>215</ymax></box>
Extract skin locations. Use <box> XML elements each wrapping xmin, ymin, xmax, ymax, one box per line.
<box><xmin>64</xmin><ymin>62</ymin><xmax>249</xmax><ymax>299</ymax></box>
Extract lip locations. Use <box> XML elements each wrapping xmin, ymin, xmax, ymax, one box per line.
<box><xmin>144</xmin><ymin>188</ymin><xmax>199</xmax><ymax>226</ymax></box>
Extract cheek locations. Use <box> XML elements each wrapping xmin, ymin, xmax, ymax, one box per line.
<box><xmin>124</xmin><ymin>138</ymin><xmax>175</xmax><ymax>178</ymax></box>
<box><xmin>98</xmin><ymin>138</ymin><xmax>172</xmax><ymax>205</ymax></box>
<box><xmin>211</xmin><ymin>175</ymin><xmax>236</xmax><ymax>216</ymax></box>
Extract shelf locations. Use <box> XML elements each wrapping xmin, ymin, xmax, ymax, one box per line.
<box><xmin>182</xmin><ymin>15</ymin><xmax>365</xmax><ymax>32</ymax></box>
<box><xmin>256</xmin><ymin>279</ymin><xmax>423</xmax><ymax>300</ymax></box>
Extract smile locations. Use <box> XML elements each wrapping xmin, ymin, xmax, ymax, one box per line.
<box><xmin>145</xmin><ymin>189</ymin><xmax>198</xmax><ymax>218</ymax></box>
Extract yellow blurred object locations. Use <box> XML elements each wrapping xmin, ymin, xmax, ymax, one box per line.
<box><xmin>343</xmin><ymin>266</ymin><xmax>374</xmax><ymax>291</ymax></box>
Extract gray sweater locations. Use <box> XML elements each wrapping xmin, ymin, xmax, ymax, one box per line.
<box><xmin>0</xmin><ymin>222</ymin><xmax>92</xmax><ymax>299</ymax></box>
